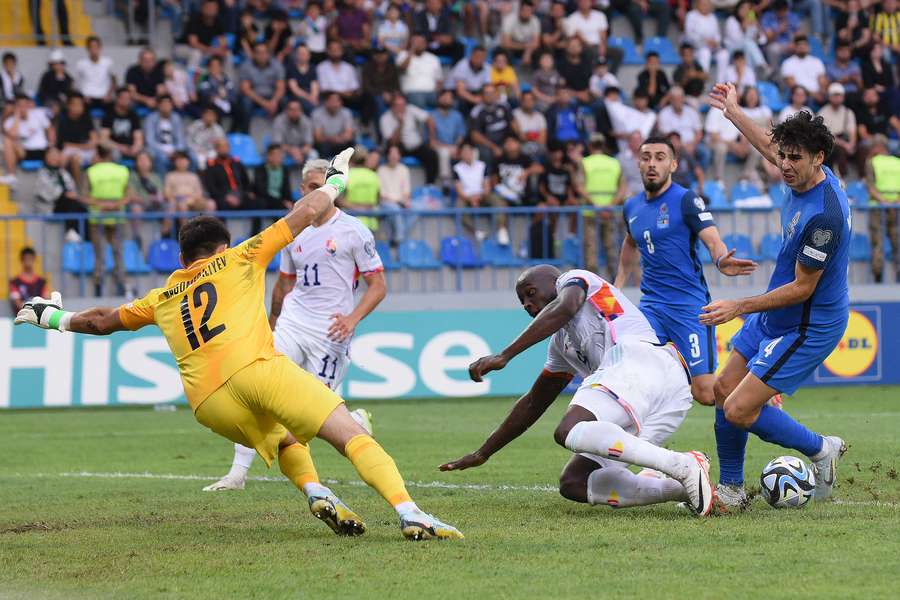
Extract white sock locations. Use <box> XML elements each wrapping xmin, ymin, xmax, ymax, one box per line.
<box><xmin>564</xmin><ymin>421</ymin><xmax>692</xmax><ymax>480</ymax></box>
<box><xmin>394</xmin><ymin>501</ymin><xmax>420</xmax><ymax>516</ymax></box>
<box><xmin>226</xmin><ymin>444</ymin><xmax>256</xmax><ymax>479</ymax></box>
<box><xmin>302</xmin><ymin>482</ymin><xmax>334</xmax><ymax>498</ymax></box>
<box><xmin>587</xmin><ymin>467</ymin><xmax>687</xmax><ymax>508</ymax></box>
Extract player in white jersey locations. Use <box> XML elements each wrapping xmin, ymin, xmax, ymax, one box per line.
<box><xmin>204</xmin><ymin>159</ymin><xmax>387</xmax><ymax>494</ymax></box>
<box><xmin>441</xmin><ymin>265</ymin><xmax>715</xmax><ymax>516</ymax></box>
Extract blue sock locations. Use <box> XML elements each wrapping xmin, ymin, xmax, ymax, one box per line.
<box><xmin>748</xmin><ymin>404</ymin><xmax>824</xmax><ymax>457</ymax></box>
<box><xmin>715</xmin><ymin>407</ymin><xmax>749</xmax><ymax>486</ymax></box>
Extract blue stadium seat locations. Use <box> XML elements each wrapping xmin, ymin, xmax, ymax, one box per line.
<box><xmin>147</xmin><ymin>239</ymin><xmax>182</xmax><ymax>272</ymax></box>
<box><xmin>845</xmin><ymin>180</ymin><xmax>869</xmax><ymax>205</ymax></box>
<box><xmin>226</xmin><ymin>133</ymin><xmax>263</xmax><ymax>168</ymax></box>
<box><xmin>607</xmin><ymin>36</ymin><xmax>642</xmax><ymax>65</ymax></box>
<box><xmin>89</xmin><ymin>108</ymin><xmax>105</xmax><ymax>120</ymax></box>
<box><xmin>401</xmin><ymin>156</ymin><xmax>421</xmax><ymax>168</ymax></box>
<box><xmin>375</xmin><ymin>240</ymin><xmax>402</xmax><ymax>270</ymax></box>
<box><xmin>885</xmin><ymin>235</ymin><xmax>894</xmax><ymax>261</ymax></box>
<box><xmin>134</xmin><ymin>105</ymin><xmax>150</xmax><ymax>119</ymax></box>
<box><xmin>267</xmin><ymin>249</ymin><xmax>281</xmax><ymax>272</ymax></box>
<box><xmin>849</xmin><ymin>233</ymin><xmax>871</xmax><ymax>262</ymax></box>
<box><xmin>768</xmin><ymin>183</ymin><xmax>789</xmax><ymax>207</ymax></box>
<box><xmin>62</xmin><ymin>242</ymin><xmax>94</xmax><ymax>273</ymax></box>
<box><xmin>562</xmin><ymin>237</ymin><xmax>581</xmax><ymax>266</ymax></box>
<box><xmin>730</xmin><ymin>181</ymin><xmax>761</xmax><ymax>203</ymax></box>
<box><xmin>123</xmin><ymin>240</ymin><xmax>151</xmax><ymax>274</ymax></box>
<box><xmin>643</xmin><ymin>37</ymin><xmax>679</xmax><ymax>65</ymax></box>
<box><xmin>399</xmin><ymin>239</ymin><xmax>442</xmax><ymax>269</ymax></box>
<box><xmin>808</xmin><ymin>36</ymin><xmax>828</xmax><ymax>62</ymax></box>
<box><xmin>461</xmin><ymin>37</ymin><xmax>480</xmax><ymax>58</ymax></box>
<box><xmin>357</xmin><ymin>134</ymin><xmax>378</xmax><ymax>151</ymax></box>
<box><xmin>703</xmin><ymin>180</ymin><xmax>729</xmax><ymax>209</ymax></box>
<box><xmin>759</xmin><ymin>233</ymin><xmax>783</xmax><ymax>261</ymax></box>
<box><xmin>757</xmin><ymin>81</ymin><xmax>786</xmax><ymax>112</ymax></box>
<box><xmin>723</xmin><ymin>233</ymin><xmax>759</xmax><ymax>261</ymax></box>
<box><xmin>440</xmin><ymin>236</ymin><xmax>484</xmax><ymax>268</ymax></box>
<box><xmin>19</xmin><ymin>159</ymin><xmax>43</xmax><ymax>172</ymax></box>
<box><xmin>481</xmin><ymin>239</ymin><xmax>527</xmax><ymax>267</ymax></box>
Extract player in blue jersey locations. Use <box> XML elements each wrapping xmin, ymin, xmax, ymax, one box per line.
<box><xmin>703</xmin><ymin>83</ymin><xmax>849</xmax><ymax>511</ymax></box>
<box><xmin>615</xmin><ymin>136</ymin><xmax>758</xmax><ymax>406</ymax></box>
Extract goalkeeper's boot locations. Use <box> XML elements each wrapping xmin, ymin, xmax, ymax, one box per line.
<box><xmin>202</xmin><ymin>474</ymin><xmax>246</xmax><ymax>491</ymax></box>
<box><xmin>810</xmin><ymin>435</ymin><xmax>847</xmax><ymax>502</ymax></box>
<box><xmin>308</xmin><ymin>494</ymin><xmax>366</xmax><ymax>536</ymax></box>
<box><xmin>713</xmin><ymin>483</ymin><xmax>750</xmax><ymax>515</ymax></box>
<box><xmin>400</xmin><ymin>510</ymin><xmax>464</xmax><ymax>541</ymax></box>
<box><xmin>350</xmin><ymin>408</ymin><xmax>374</xmax><ymax>435</ymax></box>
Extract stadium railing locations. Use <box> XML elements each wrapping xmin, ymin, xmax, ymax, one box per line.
<box><xmin>2</xmin><ymin>205</ymin><xmax>896</xmax><ymax>297</ymax></box>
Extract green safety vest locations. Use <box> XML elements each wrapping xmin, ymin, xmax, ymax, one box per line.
<box><xmin>871</xmin><ymin>154</ymin><xmax>900</xmax><ymax>203</ymax></box>
<box><xmin>86</xmin><ymin>161</ymin><xmax>130</xmax><ymax>225</ymax></box>
<box><xmin>582</xmin><ymin>153</ymin><xmax>620</xmax><ymax>208</ymax></box>
<box><xmin>346</xmin><ymin>167</ymin><xmax>380</xmax><ymax>230</ymax></box>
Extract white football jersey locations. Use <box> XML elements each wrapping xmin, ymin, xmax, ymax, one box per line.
<box><xmin>277</xmin><ymin>209</ymin><xmax>383</xmax><ymax>340</ymax></box>
<box><xmin>543</xmin><ymin>269</ymin><xmax>658</xmax><ymax>378</ymax></box>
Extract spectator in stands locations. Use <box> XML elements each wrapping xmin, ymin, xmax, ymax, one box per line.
<box><xmin>429</xmin><ymin>88</ymin><xmax>466</xmax><ymax>184</ymax></box>
<box><xmin>316</xmin><ymin>40</ymin><xmax>362</xmax><ymax>111</ymax></box>
<box><xmin>616</xmin><ymin>130</ymin><xmax>644</xmax><ymax>197</ymax></box>
<box><xmin>580</xmin><ymin>133</ymin><xmax>625</xmax><ymax>279</ymax></box>
<box><xmin>669</xmin><ymin>131</ymin><xmax>705</xmax><ymax>192</ymax></box>
<box><xmin>144</xmin><ymin>94</ymin><xmax>187</xmax><ymax>179</ymax></box>
<box><xmin>827</xmin><ymin>42</ymin><xmax>863</xmax><ymax>105</ymax></box>
<box><xmin>538</xmin><ymin>143</ymin><xmax>578</xmax><ymax>235</ymax></box>
<box><xmin>237</xmin><ymin>9</ymin><xmax>261</xmax><ymax>62</ymax></box>
<box><xmin>397</xmin><ymin>34</ymin><xmax>443</xmax><ymax>109</ymax></box>
<box><xmin>500</xmin><ymin>0</ymin><xmax>541</xmax><ymax>66</ymax></box>
<box><xmin>556</xmin><ymin>37</ymin><xmax>594</xmax><ymax>105</ymax></box>
<box><xmin>604</xmin><ymin>86</ymin><xmax>656</xmax><ymax>140</ymax></box>
<box><xmin>780</xmin><ymin>35</ymin><xmax>828</xmax><ymax>105</ymax></box>
<box><xmin>536</xmin><ymin>2</ymin><xmax>569</xmax><ymax>65</ymax></box>
<box><xmin>332</xmin><ymin>0</ymin><xmax>373</xmax><ymax>59</ymax></box>
<box><xmin>127</xmin><ymin>150</ymin><xmax>172</xmax><ymax>241</ymax></box>
<box><xmin>8</xmin><ymin>247</ymin><xmax>49</xmax><ymax>313</ymax></box>
<box><xmin>165</xmin><ymin>150</ymin><xmax>214</xmax><ymax>214</ymax></box>
<box><xmin>684</xmin><ymin>0</ymin><xmax>729</xmax><ymax>81</ymax></box>
<box><xmin>3</xmin><ymin>94</ymin><xmax>53</xmax><ymax>181</ymax></box>
<box><xmin>379</xmin><ymin>93</ymin><xmax>438</xmax><ymax>184</ymax></box>
<box><xmin>861</xmin><ymin>39</ymin><xmax>897</xmax><ymax>99</ymax></box>
<box><xmin>866</xmin><ymin>134</ymin><xmax>900</xmax><ymax>283</ymax></box>
<box><xmin>311</xmin><ymin>92</ymin><xmax>355</xmax><ymax>158</ymax></box>
<box><xmin>490</xmin><ymin>136</ymin><xmax>542</xmax><ymax>245</ymax></box>
<box><xmin>186</xmin><ymin>105</ymin><xmax>226</xmax><ymax>168</ymax></box>
<box><xmin>489</xmin><ymin>50</ymin><xmax>519</xmax><ymax>104</ymax></box>
<box><xmin>182</xmin><ymin>0</ymin><xmax>230</xmax><ymax>71</ymax></box>
<box><xmin>251</xmin><ymin>143</ymin><xmax>292</xmax><ymax>211</ymax></box>
<box><xmin>453</xmin><ymin>141</ymin><xmax>496</xmax><ymax>242</ymax></box>
<box><xmin>344</xmin><ymin>147</ymin><xmax>380</xmax><ymax>231</ymax></box>
<box><xmin>160</xmin><ymin>60</ymin><xmax>196</xmax><ymax>116</ymax></box>
<box><xmin>834</xmin><ymin>0</ymin><xmax>871</xmax><ymax>54</ymax></box>
<box><xmin>723</xmin><ymin>49</ymin><xmax>756</xmax><ymax>94</ymax></box>
<box><xmin>36</xmin><ymin>50</ymin><xmax>74</xmax><ymax>115</ymax></box>
<box><xmin>817</xmin><ymin>83</ymin><xmax>857</xmax><ymax>179</ymax></box>
<box><xmin>705</xmin><ymin>92</ymin><xmax>751</xmax><ymax>184</ymax></box>
<box><xmin>203</xmin><ymin>137</ymin><xmax>254</xmax><ymax>212</ymax></box>
<box><xmin>673</xmin><ymin>43</ymin><xmax>708</xmax><ymax>104</ymax></box>
<box><xmin>724</xmin><ymin>1</ymin><xmax>768</xmax><ymax>75</ymax></box>
<box><xmin>271</xmin><ymin>99</ymin><xmax>313</xmax><ymax>167</ymax></box>
<box><xmin>265</xmin><ymin>9</ymin><xmax>295</xmax><ymax>63</ymax></box>
<box><xmin>55</xmin><ymin>92</ymin><xmax>97</xmax><ymax>188</ymax></box>
<box><xmin>239</xmin><ymin>42</ymin><xmax>286</xmax><ymax>120</ymax></box>
<box><xmin>563</xmin><ymin>0</ymin><xmax>621</xmax><ymax>71</ymax></box>
<box><xmin>85</xmin><ymin>145</ymin><xmax>129</xmax><ymax>297</ymax></box>
<box><xmin>125</xmin><ymin>48</ymin><xmax>163</xmax><ymax>111</ymax></box>
<box><xmin>445</xmin><ymin>45</ymin><xmax>490</xmax><ymax>110</ymax></box>
<box><xmin>36</xmin><ymin>147</ymin><xmax>85</xmax><ymax>239</ymax></box>
<box><xmin>75</xmin><ymin>36</ymin><xmax>115</xmax><ymax>113</ymax></box>
<box><xmin>361</xmin><ymin>47</ymin><xmax>401</xmax><ymax>124</ymax></box>
<box><xmin>546</xmin><ymin>87</ymin><xmax>587</xmax><ymax>147</ymax></box>
<box><xmin>512</xmin><ymin>90</ymin><xmax>547</xmax><ymax>160</ymax></box>
<box><xmin>793</xmin><ymin>0</ymin><xmax>832</xmax><ymax>45</ymax></box>
<box><xmin>531</xmin><ymin>51</ymin><xmax>562</xmax><ymax>110</ymax></box>
<box><xmin>1</xmin><ymin>52</ymin><xmax>25</xmax><ymax>112</ymax></box>
<box><xmin>100</xmin><ymin>88</ymin><xmax>143</xmax><ymax>163</ymax></box>
<box><xmin>778</xmin><ymin>85</ymin><xmax>812</xmax><ymax>123</ymax></box>
<box><xmin>285</xmin><ymin>45</ymin><xmax>320</xmax><ymax>114</ymax></box>
<box><xmin>738</xmin><ymin>85</ymin><xmax>779</xmax><ymax>187</ymax></box>
<box><xmin>760</xmin><ymin>0</ymin><xmax>801</xmax><ymax>67</ymax></box>
<box><xmin>297</xmin><ymin>1</ymin><xmax>328</xmax><ymax>63</ymax></box>
<box><xmin>378</xmin><ymin>144</ymin><xmax>414</xmax><ymax>244</ymax></box>
<box><xmin>413</xmin><ymin>0</ymin><xmax>464</xmax><ymax>63</ymax></box>
<box><xmin>469</xmin><ymin>84</ymin><xmax>513</xmax><ymax>171</ymax></box>
<box><xmin>197</xmin><ymin>55</ymin><xmax>245</xmax><ymax>133</ymax></box>
<box><xmin>856</xmin><ymin>87</ymin><xmax>900</xmax><ymax>173</ymax></box>
<box><xmin>589</xmin><ymin>56</ymin><xmax>619</xmax><ymax>100</ymax></box>
<box><xmin>869</xmin><ymin>0</ymin><xmax>900</xmax><ymax>54</ymax></box>
<box><xmin>378</xmin><ymin>4</ymin><xmax>410</xmax><ymax>55</ymax></box>
<box><xmin>656</xmin><ymin>87</ymin><xmax>702</xmax><ymax>160</ymax></box>
<box><xmin>636</xmin><ymin>51</ymin><xmax>671</xmax><ymax>110</ymax></box>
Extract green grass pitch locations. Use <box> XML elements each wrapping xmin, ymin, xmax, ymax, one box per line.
<box><xmin>1</xmin><ymin>388</ymin><xmax>899</xmax><ymax>599</ymax></box>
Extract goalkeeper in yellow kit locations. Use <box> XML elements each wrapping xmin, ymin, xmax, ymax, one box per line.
<box><xmin>14</xmin><ymin>148</ymin><xmax>462</xmax><ymax>541</ymax></box>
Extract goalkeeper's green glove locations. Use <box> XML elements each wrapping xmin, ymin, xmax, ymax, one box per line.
<box><xmin>14</xmin><ymin>291</ymin><xmax>73</xmax><ymax>331</ymax></box>
<box><xmin>324</xmin><ymin>146</ymin><xmax>354</xmax><ymax>196</ymax></box>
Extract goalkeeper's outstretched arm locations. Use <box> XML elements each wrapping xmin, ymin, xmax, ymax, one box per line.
<box><xmin>14</xmin><ymin>291</ymin><xmax>127</xmax><ymax>335</ymax></box>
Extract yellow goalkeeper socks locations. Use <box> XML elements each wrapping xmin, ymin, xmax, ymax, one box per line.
<box><xmin>345</xmin><ymin>434</ymin><xmax>414</xmax><ymax>510</ymax></box>
<box><xmin>279</xmin><ymin>442</ymin><xmax>322</xmax><ymax>491</ymax></box>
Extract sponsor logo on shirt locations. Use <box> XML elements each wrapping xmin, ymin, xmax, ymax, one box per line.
<box><xmin>325</xmin><ymin>239</ymin><xmax>337</xmax><ymax>255</ymax></box>
<box><xmin>657</xmin><ymin>203</ymin><xmax>669</xmax><ymax>229</ymax></box>
<box><xmin>786</xmin><ymin>210</ymin><xmax>801</xmax><ymax>239</ymax></box>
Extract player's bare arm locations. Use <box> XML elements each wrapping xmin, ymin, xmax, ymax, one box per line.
<box><xmin>700</xmin><ymin>262</ymin><xmax>824</xmax><ymax>325</ymax></box>
<box><xmin>268</xmin><ymin>273</ymin><xmax>295</xmax><ymax>329</ymax></box>
<box><xmin>439</xmin><ymin>374</ymin><xmax>571</xmax><ymax>471</ymax></box>
<box><xmin>329</xmin><ymin>271</ymin><xmax>387</xmax><ymax>342</ymax></box>
<box><xmin>709</xmin><ymin>82</ymin><xmax>779</xmax><ymax>167</ymax></box>
<box><xmin>698</xmin><ymin>227</ymin><xmax>758</xmax><ymax>277</ymax></box>
<box><xmin>283</xmin><ymin>147</ymin><xmax>354</xmax><ymax>237</ymax></box>
<box><xmin>14</xmin><ymin>292</ymin><xmax>128</xmax><ymax>335</ymax></box>
<box><xmin>614</xmin><ymin>230</ymin><xmax>639</xmax><ymax>288</ymax></box>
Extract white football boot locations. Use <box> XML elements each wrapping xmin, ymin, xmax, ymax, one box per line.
<box><xmin>810</xmin><ymin>435</ymin><xmax>847</xmax><ymax>501</ymax></box>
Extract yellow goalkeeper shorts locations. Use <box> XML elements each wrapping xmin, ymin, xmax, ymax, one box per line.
<box><xmin>194</xmin><ymin>355</ymin><xmax>344</xmax><ymax>467</ymax></box>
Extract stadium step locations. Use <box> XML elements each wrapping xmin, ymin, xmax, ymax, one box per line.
<box><xmin>0</xmin><ymin>185</ymin><xmax>43</xmax><ymax>302</ymax></box>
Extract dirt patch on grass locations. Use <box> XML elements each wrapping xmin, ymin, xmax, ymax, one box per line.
<box><xmin>0</xmin><ymin>521</ymin><xmax>64</xmax><ymax>535</ymax></box>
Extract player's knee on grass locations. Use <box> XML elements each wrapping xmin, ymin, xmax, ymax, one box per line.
<box><xmin>558</xmin><ymin>471</ymin><xmax>588</xmax><ymax>503</ymax></box>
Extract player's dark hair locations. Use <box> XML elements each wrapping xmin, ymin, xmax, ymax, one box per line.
<box><xmin>20</xmin><ymin>246</ymin><xmax>36</xmax><ymax>260</ymax></box>
<box><xmin>96</xmin><ymin>145</ymin><xmax>112</xmax><ymax>160</ymax></box>
<box><xmin>771</xmin><ymin>110</ymin><xmax>834</xmax><ymax>160</ymax></box>
<box><xmin>179</xmin><ymin>216</ymin><xmax>231</xmax><ymax>264</ymax></box>
<box><xmin>640</xmin><ymin>135</ymin><xmax>676</xmax><ymax>157</ymax></box>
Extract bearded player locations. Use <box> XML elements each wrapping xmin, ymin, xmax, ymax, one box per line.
<box><xmin>15</xmin><ymin>148</ymin><xmax>462</xmax><ymax>541</ymax></box>
<box><xmin>441</xmin><ymin>265</ymin><xmax>715</xmax><ymax>516</ymax></box>
<box><xmin>204</xmin><ymin>158</ymin><xmax>386</xmax><ymax>492</ymax></box>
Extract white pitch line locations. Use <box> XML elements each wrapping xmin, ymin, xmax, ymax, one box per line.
<box><xmin>5</xmin><ymin>471</ymin><xmax>898</xmax><ymax>507</ymax></box>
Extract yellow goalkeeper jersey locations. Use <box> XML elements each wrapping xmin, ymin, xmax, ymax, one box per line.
<box><xmin>118</xmin><ymin>219</ymin><xmax>293</xmax><ymax>410</ymax></box>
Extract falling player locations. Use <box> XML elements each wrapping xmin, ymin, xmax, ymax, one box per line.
<box><xmin>704</xmin><ymin>83</ymin><xmax>848</xmax><ymax>511</ymax></box>
<box><xmin>614</xmin><ymin>136</ymin><xmax>757</xmax><ymax>406</ymax></box>
<box><xmin>204</xmin><ymin>158</ymin><xmax>386</xmax><ymax>492</ymax></box>
<box><xmin>15</xmin><ymin>148</ymin><xmax>462</xmax><ymax>540</ymax></box>
<box><xmin>441</xmin><ymin>265</ymin><xmax>715</xmax><ymax>516</ymax></box>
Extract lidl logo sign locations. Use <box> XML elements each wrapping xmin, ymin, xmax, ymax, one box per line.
<box><xmin>817</xmin><ymin>308</ymin><xmax>881</xmax><ymax>382</ymax></box>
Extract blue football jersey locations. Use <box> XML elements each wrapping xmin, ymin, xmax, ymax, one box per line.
<box><xmin>760</xmin><ymin>166</ymin><xmax>850</xmax><ymax>336</ymax></box>
<box><xmin>623</xmin><ymin>182</ymin><xmax>715</xmax><ymax>308</ymax></box>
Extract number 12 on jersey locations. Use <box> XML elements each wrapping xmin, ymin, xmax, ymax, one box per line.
<box><xmin>181</xmin><ymin>282</ymin><xmax>227</xmax><ymax>350</ymax></box>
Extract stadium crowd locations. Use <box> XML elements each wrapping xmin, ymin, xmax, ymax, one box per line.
<box><xmin>1</xmin><ymin>0</ymin><xmax>900</xmax><ymax>288</ymax></box>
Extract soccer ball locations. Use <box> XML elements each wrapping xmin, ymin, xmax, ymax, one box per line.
<box><xmin>760</xmin><ymin>456</ymin><xmax>816</xmax><ymax>509</ymax></box>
